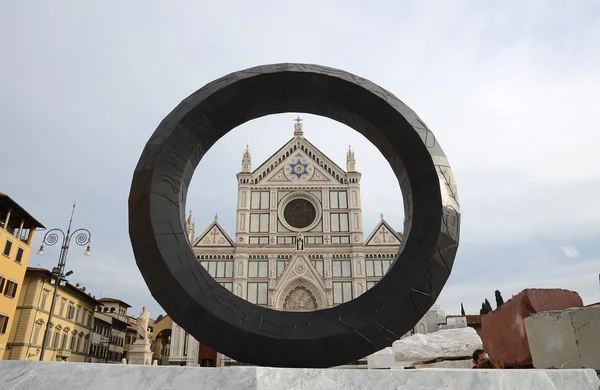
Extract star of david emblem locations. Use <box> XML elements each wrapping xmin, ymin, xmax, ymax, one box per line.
<box><xmin>289</xmin><ymin>159</ymin><xmax>309</xmax><ymax>179</ymax></box>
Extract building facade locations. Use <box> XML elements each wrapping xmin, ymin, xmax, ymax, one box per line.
<box><xmin>3</xmin><ymin>267</ymin><xmax>99</xmax><ymax>362</ymax></box>
<box><xmin>170</xmin><ymin>118</ymin><xmax>403</xmax><ymax>367</ymax></box>
<box><xmin>88</xmin><ymin>298</ymin><xmax>130</xmax><ymax>363</ymax></box>
<box><xmin>88</xmin><ymin>311</ymin><xmax>128</xmax><ymax>363</ymax></box>
<box><xmin>0</xmin><ymin>193</ymin><xmax>44</xmax><ymax>359</ymax></box>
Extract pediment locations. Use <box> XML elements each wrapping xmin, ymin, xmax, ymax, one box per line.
<box><xmin>253</xmin><ymin>137</ymin><xmax>347</xmax><ymax>185</ymax></box>
<box><xmin>193</xmin><ymin>220</ymin><xmax>235</xmax><ymax>247</ymax></box>
<box><xmin>365</xmin><ymin>219</ymin><xmax>403</xmax><ymax>246</ymax></box>
<box><xmin>259</xmin><ymin>150</ymin><xmax>343</xmax><ymax>185</ymax></box>
<box><xmin>273</xmin><ymin>254</ymin><xmax>326</xmax><ymax>309</ymax></box>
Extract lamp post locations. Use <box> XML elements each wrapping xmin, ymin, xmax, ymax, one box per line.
<box><xmin>37</xmin><ymin>203</ymin><xmax>91</xmax><ymax>361</ymax></box>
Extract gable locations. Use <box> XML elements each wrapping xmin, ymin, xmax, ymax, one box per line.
<box><xmin>252</xmin><ymin>137</ymin><xmax>347</xmax><ymax>185</ymax></box>
<box><xmin>365</xmin><ymin>220</ymin><xmax>402</xmax><ymax>246</ymax></box>
<box><xmin>260</xmin><ymin>150</ymin><xmax>342</xmax><ymax>185</ymax></box>
<box><xmin>193</xmin><ymin>222</ymin><xmax>235</xmax><ymax>247</ymax></box>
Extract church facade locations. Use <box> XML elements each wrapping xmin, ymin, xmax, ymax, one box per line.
<box><xmin>169</xmin><ymin>118</ymin><xmax>403</xmax><ymax>367</ymax></box>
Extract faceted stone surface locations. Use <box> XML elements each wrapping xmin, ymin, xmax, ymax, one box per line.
<box><xmin>481</xmin><ymin>288</ymin><xmax>583</xmax><ymax>367</ymax></box>
<box><xmin>525</xmin><ymin>305</ymin><xmax>600</xmax><ymax>369</ymax></box>
<box><xmin>393</xmin><ymin>327</ymin><xmax>482</xmax><ymax>361</ymax></box>
<box><xmin>1</xmin><ymin>361</ymin><xmax>599</xmax><ymax>390</ymax></box>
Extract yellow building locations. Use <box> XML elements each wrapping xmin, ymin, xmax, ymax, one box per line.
<box><xmin>3</xmin><ymin>267</ymin><xmax>100</xmax><ymax>362</ymax></box>
<box><xmin>0</xmin><ymin>193</ymin><xmax>45</xmax><ymax>359</ymax></box>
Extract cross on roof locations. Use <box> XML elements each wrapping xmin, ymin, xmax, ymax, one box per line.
<box><xmin>294</xmin><ymin>116</ymin><xmax>302</xmax><ymax>124</ymax></box>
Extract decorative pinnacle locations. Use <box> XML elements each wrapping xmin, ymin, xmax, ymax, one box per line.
<box><xmin>380</xmin><ymin>213</ymin><xmax>384</xmax><ymax>220</ymax></box>
<box><xmin>214</xmin><ymin>213</ymin><xmax>218</xmax><ymax>220</ymax></box>
<box><xmin>294</xmin><ymin>116</ymin><xmax>303</xmax><ymax>136</ymax></box>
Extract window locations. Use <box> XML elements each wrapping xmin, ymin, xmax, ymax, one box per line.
<box><xmin>276</xmin><ymin>259</ymin><xmax>289</xmax><ymax>277</ymax></box>
<box><xmin>59</xmin><ymin>299</ymin><xmax>66</xmax><ymax>316</ymax></box>
<box><xmin>69</xmin><ymin>334</ymin><xmax>75</xmax><ymax>350</ymax></box>
<box><xmin>52</xmin><ymin>330</ymin><xmax>60</xmax><ymax>348</ymax></box>
<box><xmin>250</xmin><ymin>191</ymin><xmax>270</xmax><ymax>210</ymax></box>
<box><xmin>83</xmin><ymin>337</ymin><xmax>89</xmax><ymax>354</ymax></box>
<box><xmin>88</xmin><ymin>314</ymin><xmax>92</xmax><ymax>327</ymax></box>
<box><xmin>19</xmin><ymin>228</ymin><xmax>31</xmax><ymax>244</ymax></box>
<box><xmin>15</xmin><ymin>248</ymin><xmax>24</xmax><ymax>263</ymax></box>
<box><xmin>76</xmin><ymin>334</ymin><xmax>82</xmax><ymax>352</ymax></box>
<box><xmin>82</xmin><ymin>310</ymin><xmax>87</xmax><ymax>325</ymax></box>
<box><xmin>0</xmin><ymin>313</ymin><xmax>8</xmax><ymax>334</ymax></box>
<box><xmin>332</xmin><ymin>260</ymin><xmax>352</xmax><ymax>278</ymax></box>
<box><xmin>330</xmin><ymin>213</ymin><xmax>349</xmax><ymax>232</ymax></box>
<box><xmin>247</xmin><ymin>282</ymin><xmax>268</xmax><ymax>305</ymax></box>
<box><xmin>67</xmin><ymin>304</ymin><xmax>75</xmax><ymax>320</ymax></box>
<box><xmin>329</xmin><ymin>191</ymin><xmax>348</xmax><ymax>209</ymax></box>
<box><xmin>333</xmin><ymin>282</ymin><xmax>353</xmax><ymax>304</ymax></box>
<box><xmin>366</xmin><ymin>258</ymin><xmax>392</xmax><ymax>277</ymax></box>
<box><xmin>366</xmin><ymin>281</ymin><xmax>377</xmax><ymax>290</ymax></box>
<box><xmin>200</xmin><ymin>260</ymin><xmax>234</xmax><ymax>278</ymax></box>
<box><xmin>3</xmin><ymin>280</ymin><xmax>18</xmax><ymax>298</ymax></box>
<box><xmin>249</xmin><ymin>213</ymin><xmax>269</xmax><ymax>233</ymax></box>
<box><xmin>3</xmin><ymin>240</ymin><xmax>12</xmax><ymax>256</ymax></box>
<box><xmin>220</xmin><ymin>282</ymin><xmax>233</xmax><ymax>292</ymax></box>
<box><xmin>40</xmin><ymin>290</ymin><xmax>49</xmax><ymax>310</ymax></box>
<box><xmin>183</xmin><ymin>331</ymin><xmax>188</xmax><ymax>356</ymax></box>
<box><xmin>312</xmin><ymin>259</ymin><xmax>324</xmax><ymax>277</ymax></box>
<box><xmin>61</xmin><ymin>333</ymin><xmax>69</xmax><ymax>349</ymax></box>
<box><xmin>0</xmin><ymin>275</ymin><xmax>5</xmax><ymax>293</ymax></box>
<box><xmin>32</xmin><ymin>323</ymin><xmax>41</xmax><ymax>345</ymax></box>
<box><xmin>75</xmin><ymin>307</ymin><xmax>81</xmax><ymax>323</ymax></box>
<box><xmin>248</xmin><ymin>259</ymin><xmax>268</xmax><ymax>278</ymax></box>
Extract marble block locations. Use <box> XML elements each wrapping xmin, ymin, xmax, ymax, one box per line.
<box><xmin>482</xmin><ymin>288</ymin><xmax>583</xmax><ymax>367</ymax></box>
<box><xmin>525</xmin><ymin>305</ymin><xmax>600</xmax><ymax>369</ymax></box>
<box><xmin>1</xmin><ymin>361</ymin><xmax>599</xmax><ymax>390</ymax></box>
<box><xmin>128</xmin><ymin>340</ymin><xmax>153</xmax><ymax>365</ymax></box>
<box><xmin>393</xmin><ymin>327</ymin><xmax>482</xmax><ymax>361</ymax></box>
<box><xmin>366</xmin><ymin>347</ymin><xmax>406</xmax><ymax>369</ymax></box>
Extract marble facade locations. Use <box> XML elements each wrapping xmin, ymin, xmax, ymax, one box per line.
<box><xmin>170</xmin><ymin>119</ymin><xmax>403</xmax><ymax>366</ymax></box>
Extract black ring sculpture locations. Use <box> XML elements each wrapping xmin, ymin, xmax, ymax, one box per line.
<box><xmin>128</xmin><ymin>63</ymin><xmax>460</xmax><ymax>368</ymax></box>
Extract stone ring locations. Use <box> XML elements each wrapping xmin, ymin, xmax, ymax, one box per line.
<box><xmin>128</xmin><ymin>63</ymin><xmax>461</xmax><ymax>368</ymax></box>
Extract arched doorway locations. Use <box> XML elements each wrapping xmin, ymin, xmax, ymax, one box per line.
<box><xmin>283</xmin><ymin>286</ymin><xmax>318</xmax><ymax>311</ymax></box>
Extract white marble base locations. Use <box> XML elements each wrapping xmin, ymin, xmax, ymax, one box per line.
<box><xmin>1</xmin><ymin>361</ymin><xmax>599</xmax><ymax>390</ymax></box>
<box><xmin>128</xmin><ymin>340</ymin><xmax>153</xmax><ymax>365</ymax></box>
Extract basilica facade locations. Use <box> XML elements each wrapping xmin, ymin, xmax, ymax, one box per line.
<box><xmin>169</xmin><ymin>118</ymin><xmax>403</xmax><ymax>367</ymax></box>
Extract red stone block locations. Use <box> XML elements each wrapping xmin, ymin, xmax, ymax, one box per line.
<box><xmin>481</xmin><ymin>288</ymin><xmax>583</xmax><ymax>368</ymax></box>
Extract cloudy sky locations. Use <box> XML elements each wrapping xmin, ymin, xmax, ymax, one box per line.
<box><xmin>1</xmin><ymin>1</ymin><xmax>599</xmax><ymax>321</ymax></box>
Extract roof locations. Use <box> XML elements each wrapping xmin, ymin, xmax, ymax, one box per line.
<box><xmin>447</xmin><ymin>314</ymin><xmax>482</xmax><ymax>326</ymax></box>
<box><xmin>98</xmin><ymin>297</ymin><xmax>132</xmax><ymax>308</ymax></box>
<box><xmin>26</xmin><ymin>267</ymin><xmax>100</xmax><ymax>306</ymax></box>
<box><xmin>249</xmin><ymin>135</ymin><xmax>348</xmax><ymax>183</ymax></box>
<box><xmin>0</xmin><ymin>193</ymin><xmax>45</xmax><ymax>229</ymax></box>
<box><xmin>94</xmin><ymin>311</ymin><xmax>130</xmax><ymax>328</ymax></box>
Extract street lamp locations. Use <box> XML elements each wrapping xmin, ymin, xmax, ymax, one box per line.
<box><xmin>37</xmin><ymin>203</ymin><xmax>92</xmax><ymax>361</ymax></box>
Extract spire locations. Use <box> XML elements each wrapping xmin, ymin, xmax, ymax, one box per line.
<box><xmin>294</xmin><ymin>116</ymin><xmax>303</xmax><ymax>136</ymax></box>
<box><xmin>346</xmin><ymin>145</ymin><xmax>356</xmax><ymax>172</ymax></box>
<box><xmin>380</xmin><ymin>213</ymin><xmax>384</xmax><ymax>220</ymax></box>
<box><xmin>241</xmin><ymin>145</ymin><xmax>251</xmax><ymax>173</ymax></box>
<box><xmin>214</xmin><ymin>213</ymin><xmax>218</xmax><ymax>221</ymax></box>
<box><xmin>185</xmin><ymin>210</ymin><xmax>195</xmax><ymax>242</ymax></box>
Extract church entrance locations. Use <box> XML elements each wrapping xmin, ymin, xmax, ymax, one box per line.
<box><xmin>283</xmin><ymin>286</ymin><xmax>318</xmax><ymax>311</ymax></box>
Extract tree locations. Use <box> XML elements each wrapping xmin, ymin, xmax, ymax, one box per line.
<box><xmin>484</xmin><ymin>298</ymin><xmax>493</xmax><ymax>313</ymax></box>
<box><xmin>479</xmin><ymin>302</ymin><xmax>487</xmax><ymax>315</ymax></box>
<box><xmin>461</xmin><ymin>303</ymin><xmax>466</xmax><ymax>316</ymax></box>
<box><xmin>495</xmin><ymin>290</ymin><xmax>505</xmax><ymax>308</ymax></box>
<box><xmin>480</xmin><ymin>299</ymin><xmax>493</xmax><ymax>315</ymax></box>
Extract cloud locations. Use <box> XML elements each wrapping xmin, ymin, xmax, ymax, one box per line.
<box><xmin>1</xmin><ymin>1</ymin><xmax>599</xmax><ymax>320</ymax></box>
<box><xmin>559</xmin><ymin>246</ymin><xmax>580</xmax><ymax>258</ymax></box>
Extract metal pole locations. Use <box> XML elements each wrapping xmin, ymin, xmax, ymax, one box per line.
<box><xmin>39</xmin><ymin>243</ymin><xmax>65</xmax><ymax>360</ymax></box>
<box><xmin>39</xmin><ymin>204</ymin><xmax>77</xmax><ymax>361</ymax></box>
